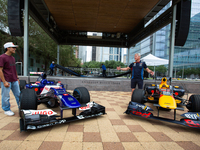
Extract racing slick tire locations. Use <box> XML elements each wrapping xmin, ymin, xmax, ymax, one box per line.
<box><xmin>186</xmin><ymin>95</ymin><xmax>200</xmax><ymax>112</ymax></box>
<box><xmin>19</xmin><ymin>89</ymin><xmax>38</xmax><ymax>117</ymax></box>
<box><xmin>19</xmin><ymin>80</ymin><xmax>26</xmax><ymax>91</ymax></box>
<box><xmin>131</xmin><ymin>89</ymin><xmax>145</xmax><ymax>104</ymax></box>
<box><xmin>73</xmin><ymin>87</ymin><xmax>90</xmax><ymax>104</ymax></box>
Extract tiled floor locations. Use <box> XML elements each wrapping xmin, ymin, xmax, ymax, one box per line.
<box><xmin>0</xmin><ymin>90</ymin><xmax>200</xmax><ymax>150</ymax></box>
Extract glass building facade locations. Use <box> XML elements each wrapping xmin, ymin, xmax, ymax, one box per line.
<box><xmin>127</xmin><ymin>0</ymin><xmax>200</xmax><ymax>72</ymax></box>
<box><xmin>100</xmin><ymin>47</ymin><xmax>123</xmax><ymax>62</ymax></box>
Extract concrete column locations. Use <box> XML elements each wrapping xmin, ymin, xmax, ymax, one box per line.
<box><xmin>23</xmin><ymin>0</ymin><xmax>29</xmax><ymax>76</ymax></box>
<box><xmin>57</xmin><ymin>45</ymin><xmax>60</xmax><ymax>75</ymax></box>
<box><xmin>127</xmin><ymin>48</ymin><xmax>130</xmax><ymax>65</ymax></box>
<box><xmin>168</xmin><ymin>2</ymin><xmax>177</xmax><ymax>78</ymax></box>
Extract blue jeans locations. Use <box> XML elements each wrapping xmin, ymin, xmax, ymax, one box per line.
<box><xmin>1</xmin><ymin>81</ymin><xmax>20</xmax><ymax>111</ymax></box>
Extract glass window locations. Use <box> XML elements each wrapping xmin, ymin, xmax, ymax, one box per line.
<box><xmin>114</xmin><ymin>55</ymin><xmax>118</xmax><ymax>61</ymax></box>
<box><xmin>109</xmin><ymin>55</ymin><xmax>113</xmax><ymax>60</ymax></box>
<box><xmin>109</xmin><ymin>48</ymin><xmax>113</xmax><ymax>54</ymax></box>
<box><xmin>114</xmin><ymin>48</ymin><xmax>118</xmax><ymax>54</ymax></box>
<box><xmin>103</xmin><ymin>48</ymin><xmax>109</xmax><ymax>54</ymax></box>
<box><xmin>103</xmin><ymin>55</ymin><xmax>109</xmax><ymax>61</ymax></box>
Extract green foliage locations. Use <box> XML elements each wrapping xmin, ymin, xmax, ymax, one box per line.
<box><xmin>82</xmin><ymin>60</ymin><xmax>125</xmax><ymax>69</ymax></box>
<box><xmin>148</xmin><ymin>65</ymin><xmax>167</xmax><ymax>74</ymax></box>
<box><xmin>0</xmin><ymin>1</ymin><xmax>81</xmax><ymax>70</ymax></box>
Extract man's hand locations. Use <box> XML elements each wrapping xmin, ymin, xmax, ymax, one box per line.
<box><xmin>117</xmin><ymin>66</ymin><xmax>121</xmax><ymax>70</ymax></box>
<box><xmin>150</xmin><ymin>71</ymin><xmax>154</xmax><ymax>76</ymax></box>
<box><xmin>4</xmin><ymin>81</ymin><xmax>10</xmax><ymax>88</ymax></box>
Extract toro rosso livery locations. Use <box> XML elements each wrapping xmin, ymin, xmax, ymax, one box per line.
<box><xmin>19</xmin><ymin>73</ymin><xmax>106</xmax><ymax>131</ymax></box>
<box><xmin>125</xmin><ymin>77</ymin><xmax>200</xmax><ymax>129</ymax></box>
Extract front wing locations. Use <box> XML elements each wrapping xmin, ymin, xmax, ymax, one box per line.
<box><xmin>20</xmin><ymin>102</ymin><xmax>105</xmax><ymax>132</ymax></box>
<box><xmin>125</xmin><ymin>101</ymin><xmax>200</xmax><ymax>129</ymax></box>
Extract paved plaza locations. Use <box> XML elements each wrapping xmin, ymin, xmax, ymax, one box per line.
<box><xmin>0</xmin><ymin>90</ymin><xmax>200</xmax><ymax>150</ymax></box>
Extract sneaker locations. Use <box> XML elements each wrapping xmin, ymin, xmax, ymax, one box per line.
<box><xmin>4</xmin><ymin>110</ymin><xmax>14</xmax><ymax>116</ymax></box>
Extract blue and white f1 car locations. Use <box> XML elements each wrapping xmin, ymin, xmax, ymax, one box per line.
<box><xmin>19</xmin><ymin>73</ymin><xmax>106</xmax><ymax>132</ymax></box>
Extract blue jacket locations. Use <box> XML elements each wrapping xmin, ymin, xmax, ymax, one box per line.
<box><xmin>102</xmin><ymin>65</ymin><xmax>106</xmax><ymax>70</ymax></box>
<box><xmin>50</xmin><ymin>63</ymin><xmax>55</xmax><ymax>69</ymax></box>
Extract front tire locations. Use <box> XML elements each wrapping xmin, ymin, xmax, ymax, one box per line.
<box><xmin>131</xmin><ymin>89</ymin><xmax>145</xmax><ymax>104</ymax></box>
<box><xmin>186</xmin><ymin>95</ymin><xmax>200</xmax><ymax>112</ymax></box>
<box><xmin>19</xmin><ymin>89</ymin><xmax>38</xmax><ymax>116</ymax></box>
<box><xmin>73</xmin><ymin>87</ymin><xmax>90</xmax><ymax>104</ymax></box>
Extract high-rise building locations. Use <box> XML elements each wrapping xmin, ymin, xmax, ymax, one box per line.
<box><xmin>78</xmin><ymin>46</ymin><xmax>87</xmax><ymax>64</ymax></box>
<box><xmin>79</xmin><ymin>45</ymin><xmax>126</xmax><ymax>63</ymax></box>
<box><xmin>127</xmin><ymin>0</ymin><xmax>200</xmax><ymax>71</ymax></box>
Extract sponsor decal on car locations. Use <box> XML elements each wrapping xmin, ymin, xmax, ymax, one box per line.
<box><xmin>36</xmin><ymin>119</ymin><xmax>67</xmax><ymax>129</ymax></box>
<box><xmin>77</xmin><ymin>112</ymin><xmax>103</xmax><ymax>119</ymax></box>
<box><xmin>40</xmin><ymin>85</ymin><xmax>62</xmax><ymax>94</ymax></box>
<box><xmin>181</xmin><ymin>112</ymin><xmax>200</xmax><ymax>120</ymax></box>
<box><xmin>23</xmin><ymin>109</ymin><xmax>57</xmax><ymax>116</ymax></box>
<box><xmin>131</xmin><ymin>110</ymin><xmax>152</xmax><ymax>118</ymax></box>
<box><xmin>129</xmin><ymin>102</ymin><xmax>153</xmax><ymax>111</ymax></box>
<box><xmin>79</xmin><ymin>102</ymin><xmax>94</xmax><ymax>110</ymax></box>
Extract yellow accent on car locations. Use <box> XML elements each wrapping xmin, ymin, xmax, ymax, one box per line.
<box><xmin>159</xmin><ymin>77</ymin><xmax>169</xmax><ymax>89</ymax></box>
<box><xmin>174</xmin><ymin>86</ymin><xmax>179</xmax><ymax>88</ymax></box>
<box><xmin>159</xmin><ymin>95</ymin><xmax>177</xmax><ymax>109</ymax></box>
<box><xmin>175</xmin><ymin>99</ymin><xmax>181</xmax><ymax>104</ymax></box>
<box><xmin>148</xmin><ymin>97</ymin><xmax>154</xmax><ymax>100</ymax></box>
<box><xmin>152</xmin><ymin>84</ymin><xmax>155</xmax><ymax>86</ymax></box>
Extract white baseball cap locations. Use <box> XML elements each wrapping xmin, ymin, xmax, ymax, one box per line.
<box><xmin>4</xmin><ymin>42</ymin><xmax>18</xmax><ymax>49</ymax></box>
<box><xmin>52</xmin><ymin>61</ymin><xmax>55</xmax><ymax>63</ymax></box>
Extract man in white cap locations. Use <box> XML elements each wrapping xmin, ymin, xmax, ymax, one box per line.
<box><xmin>0</xmin><ymin>42</ymin><xmax>20</xmax><ymax>116</ymax></box>
<box><xmin>49</xmin><ymin>61</ymin><xmax>55</xmax><ymax>76</ymax></box>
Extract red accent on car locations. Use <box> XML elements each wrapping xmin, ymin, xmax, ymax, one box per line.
<box><xmin>175</xmin><ymin>92</ymin><xmax>178</xmax><ymax>96</ymax></box>
<box><xmin>131</xmin><ymin>110</ymin><xmax>151</xmax><ymax>118</ymax></box>
<box><xmin>58</xmin><ymin>81</ymin><xmax>61</xmax><ymax>83</ymax></box>
<box><xmin>35</xmin><ymin>81</ymin><xmax>40</xmax><ymax>84</ymax></box>
<box><xmin>151</xmin><ymin>90</ymin><xmax>154</xmax><ymax>94</ymax></box>
<box><xmin>63</xmin><ymin>94</ymin><xmax>69</xmax><ymax>96</ymax></box>
<box><xmin>184</xmin><ymin>119</ymin><xmax>200</xmax><ymax>128</ymax></box>
<box><xmin>34</xmin><ymin>88</ymin><xmax>38</xmax><ymax>92</ymax></box>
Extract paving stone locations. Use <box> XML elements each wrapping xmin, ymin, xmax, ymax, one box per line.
<box><xmin>0</xmin><ymin>89</ymin><xmax>200</xmax><ymax>150</ymax></box>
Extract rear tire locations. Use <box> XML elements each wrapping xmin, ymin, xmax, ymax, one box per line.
<box><xmin>73</xmin><ymin>87</ymin><xmax>90</xmax><ymax>104</ymax></box>
<box><xmin>19</xmin><ymin>89</ymin><xmax>38</xmax><ymax>116</ymax></box>
<box><xmin>19</xmin><ymin>80</ymin><xmax>26</xmax><ymax>91</ymax></box>
<box><xmin>144</xmin><ymin>84</ymin><xmax>151</xmax><ymax>90</ymax></box>
<box><xmin>131</xmin><ymin>89</ymin><xmax>145</xmax><ymax>104</ymax></box>
<box><xmin>186</xmin><ymin>95</ymin><xmax>200</xmax><ymax>112</ymax></box>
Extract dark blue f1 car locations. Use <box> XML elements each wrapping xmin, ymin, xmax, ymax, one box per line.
<box><xmin>19</xmin><ymin>73</ymin><xmax>106</xmax><ymax>132</ymax></box>
<box><xmin>125</xmin><ymin>77</ymin><xmax>200</xmax><ymax>129</ymax></box>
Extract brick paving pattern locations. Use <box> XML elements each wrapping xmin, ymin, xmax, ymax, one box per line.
<box><xmin>0</xmin><ymin>90</ymin><xmax>200</xmax><ymax>150</ymax></box>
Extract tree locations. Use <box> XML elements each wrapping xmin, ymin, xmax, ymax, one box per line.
<box><xmin>0</xmin><ymin>1</ymin><xmax>81</xmax><ymax>71</ymax></box>
<box><xmin>82</xmin><ymin>60</ymin><xmax>125</xmax><ymax>69</ymax></box>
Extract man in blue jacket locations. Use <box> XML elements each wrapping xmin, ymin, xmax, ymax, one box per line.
<box><xmin>49</xmin><ymin>61</ymin><xmax>55</xmax><ymax>76</ymax></box>
<box><xmin>117</xmin><ymin>53</ymin><xmax>154</xmax><ymax>94</ymax></box>
<box><xmin>101</xmin><ymin>64</ymin><xmax>106</xmax><ymax>77</ymax></box>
